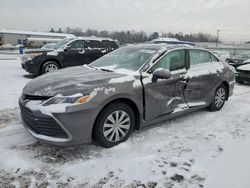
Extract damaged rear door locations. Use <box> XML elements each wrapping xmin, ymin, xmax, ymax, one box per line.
<box><xmin>184</xmin><ymin>49</ymin><xmax>223</xmax><ymax>107</ymax></box>
<box><xmin>143</xmin><ymin>49</ymin><xmax>189</xmax><ymax>121</ymax></box>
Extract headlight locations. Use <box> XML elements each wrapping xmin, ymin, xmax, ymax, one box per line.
<box><xmin>43</xmin><ymin>94</ymin><xmax>90</xmax><ymax>106</ymax></box>
<box><xmin>28</xmin><ymin>53</ymin><xmax>43</xmax><ymax>59</ymax></box>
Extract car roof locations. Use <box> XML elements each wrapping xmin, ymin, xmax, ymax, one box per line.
<box><xmin>75</xmin><ymin>36</ymin><xmax>115</xmax><ymax>42</ymax></box>
<box><xmin>123</xmin><ymin>43</ymin><xmax>195</xmax><ymax>51</ymax></box>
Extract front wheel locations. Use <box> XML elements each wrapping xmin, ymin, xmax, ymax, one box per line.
<box><xmin>41</xmin><ymin>61</ymin><xmax>60</xmax><ymax>74</ymax></box>
<box><xmin>93</xmin><ymin>102</ymin><xmax>135</xmax><ymax>148</ymax></box>
<box><xmin>208</xmin><ymin>84</ymin><xmax>227</xmax><ymax>111</ymax></box>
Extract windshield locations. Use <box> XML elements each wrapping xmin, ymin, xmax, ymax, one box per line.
<box><xmin>233</xmin><ymin>52</ymin><xmax>250</xmax><ymax>59</ymax></box>
<box><xmin>90</xmin><ymin>46</ymin><xmax>158</xmax><ymax>71</ymax></box>
<box><xmin>52</xmin><ymin>38</ymin><xmax>75</xmax><ymax>50</ymax></box>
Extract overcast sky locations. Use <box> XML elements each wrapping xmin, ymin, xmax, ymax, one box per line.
<box><xmin>0</xmin><ymin>0</ymin><xmax>249</xmax><ymax>42</ymax></box>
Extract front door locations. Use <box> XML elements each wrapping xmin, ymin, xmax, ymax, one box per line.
<box><xmin>62</xmin><ymin>40</ymin><xmax>86</xmax><ymax>67</ymax></box>
<box><xmin>143</xmin><ymin>49</ymin><xmax>189</xmax><ymax>121</ymax></box>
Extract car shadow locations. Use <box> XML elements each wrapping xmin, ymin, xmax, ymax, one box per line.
<box><xmin>15</xmin><ymin>108</ymin><xmax>208</xmax><ymax>165</ymax></box>
<box><xmin>23</xmin><ymin>74</ymin><xmax>37</xmax><ymax>79</ymax></box>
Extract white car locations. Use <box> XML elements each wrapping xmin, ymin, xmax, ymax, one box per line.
<box><xmin>0</xmin><ymin>44</ymin><xmax>24</xmax><ymax>51</ymax></box>
<box><xmin>212</xmin><ymin>51</ymin><xmax>231</xmax><ymax>62</ymax></box>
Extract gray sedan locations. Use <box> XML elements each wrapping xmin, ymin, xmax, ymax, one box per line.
<box><xmin>19</xmin><ymin>44</ymin><xmax>235</xmax><ymax>148</ymax></box>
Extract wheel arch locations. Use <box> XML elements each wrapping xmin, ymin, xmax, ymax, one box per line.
<box><xmin>222</xmin><ymin>81</ymin><xmax>229</xmax><ymax>100</ymax></box>
<box><xmin>91</xmin><ymin>97</ymin><xmax>141</xmax><ymax>139</ymax></box>
<box><xmin>40</xmin><ymin>59</ymin><xmax>62</xmax><ymax>74</ymax></box>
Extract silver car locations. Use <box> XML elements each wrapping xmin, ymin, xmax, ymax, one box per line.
<box><xmin>19</xmin><ymin>44</ymin><xmax>235</xmax><ymax>148</ymax></box>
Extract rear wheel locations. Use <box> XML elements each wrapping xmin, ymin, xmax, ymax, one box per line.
<box><xmin>41</xmin><ymin>61</ymin><xmax>60</xmax><ymax>74</ymax></box>
<box><xmin>93</xmin><ymin>102</ymin><xmax>135</xmax><ymax>148</ymax></box>
<box><xmin>208</xmin><ymin>84</ymin><xmax>227</xmax><ymax>111</ymax></box>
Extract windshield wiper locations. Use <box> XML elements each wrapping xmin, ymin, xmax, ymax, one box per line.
<box><xmin>99</xmin><ymin>68</ymin><xmax>114</xmax><ymax>72</ymax></box>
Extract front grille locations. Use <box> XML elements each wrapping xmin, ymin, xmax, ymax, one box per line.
<box><xmin>20</xmin><ymin>103</ymin><xmax>68</xmax><ymax>138</ymax></box>
<box><xmin>23</xmin><ymin>94</ymin><xmax>52</xmax><ymax>101</ymax></box>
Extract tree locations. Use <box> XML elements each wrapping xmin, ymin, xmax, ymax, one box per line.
<box><xmin>49</xmin><ymin>28</ymin><xmax>55</xmax><ymax>33</ymax></box>
<box><xmin>58</xmin><ymin>28</ymin><xmax>63</xmax><ymax>33</ymax></box>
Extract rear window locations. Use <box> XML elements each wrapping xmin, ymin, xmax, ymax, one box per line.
<box><xmin>101</xmin><ymin>40</ymin><xmax>119</xmax><ymax>49</ymax></box>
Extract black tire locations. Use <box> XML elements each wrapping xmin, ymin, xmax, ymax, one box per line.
<box><xmin>41</xmin><ymin>61</ymin><xmax>60</xmax><ymax>74</ymax></box>
<box><xmin>93</xmin><ymin>102</ymin><xmax>135</xmax><ymax>148</ymax></box>
<box><xmin>208</xmin><ymin>84</ymin><xmax>227</xmax><ymax>111</ymax></box>
<box><xmin>10</xmin><ymin>48</ymin><xmax>14</xmax><ymax>51</ymax></box>
<box><xmin>235</xmin><ymin>77</ymin><xmax>244</xmax><ymax>84</ymax></box>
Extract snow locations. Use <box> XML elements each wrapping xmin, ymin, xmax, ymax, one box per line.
<box><xmin>204</xmin><ymin>138</ymin><xmax>250</xmax><ymax>188</ymax></box>
<box><xmin>237</xmin><ymin>63</ymin><xmax>250</xmax><ymax>71</ymax></box>
<box><xmin>27</xmin><ymin>37</ymin><xmax>61</xmax><ymax>42</ymax></box>
<box><xmin>151</xmin><ymin>37</ymin><xmax>179</xmax><ymax>42</ymax></box>
<box><xmin>0</xmin><ymin>29</ymin><xmax>74</xmax><ymax>38</ymax></box>
<box><xmin>0</xmin><ymin>56</ymin><xmax>30</xmax><ymax>110</ymax></box>
<box><xmin>132</xmin><ymin>79</ymin><xmax>142</xmax><ymax>88</ymax></box>
<box><xmin>185</xmin><ymin>61</ymin><xmax>224</xmax><ymax>79</ymax></box>
<box><xmin>1</xmin><ymin>54</ymin><xmax>250</xmax><ymax>187</ymax></box>
<box><xmin>47</xmin><ymin>49</ymin><xmax>63</xmax><ymax>56</ymax></box>
<box><xmin>109</xmin><ymin>75</ymin><xmax>135</xmax><ymax>83</ymax></box>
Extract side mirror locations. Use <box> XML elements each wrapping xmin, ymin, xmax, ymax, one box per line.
<box><xmin>152</xmin><ymin>69</ymin><xmax>172</xmax><ymax>82</ymax></box>
<box><xmin>64</xmin><ymin>45</ymin><xmax>71</xmax><ymax>51</ymax></box>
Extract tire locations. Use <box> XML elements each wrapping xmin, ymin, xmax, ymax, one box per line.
<box><xmin>235</xmin><ymin>77</ymin><xmax>244</xmax><ymax>84</ymax></box>
<box><xmin>93</xmin><ymin>102</ymin><xmax>135</xmax><ymax>148</ymax></box>
<box><xmin>10</xmin><ymin>48</ymin><xmax>14</xmax><ymax>51</ymax></box>
<box><xmin>208</xmin><ymin>84</ymin><xmax>227</xmax><ymax>111</ymax></box>
<box><xmin>41</xmin><ymin>61</ymin><xmax>60</xmax><ymax>74</ymax></box>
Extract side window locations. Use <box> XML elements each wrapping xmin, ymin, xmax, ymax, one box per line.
<box><xmin>86</xmin><ymin>40</ymin><xmax>104</xmax><ymax>48</ymax></box>
<box><xmin>210</xmin><ymin>53</ymin><xmax>219</xmax><ymax>62</ymax></box>
<box><xmin>189</xmin><ymin>49</ymin><xmax>212</xmax><ymax>66</ymax></box>
<box><xmin>68</xmin><ymin>40</ymin><xmax>85</xmax><ymax>49</ymax></box>
<box><xmin>150</xmin><ymin>49</ymin><xmax>185</xmax><ymax>72</ymax></box>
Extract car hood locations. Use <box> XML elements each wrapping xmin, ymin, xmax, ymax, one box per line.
<box><xmin>23</xmin><ymin>66</ymin><xmax>128</xmax><ymax>97</ymax></box>
<box><xmin>25</xmin><ymin>49</ymin><xmax>53</xmax><ymax>54</ymax></box>
<box><xmin>237</xmin><ymin>63</ymin><xmax>250</xmax><ymax>71</ymax></box>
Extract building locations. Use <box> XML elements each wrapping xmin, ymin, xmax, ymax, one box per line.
<box><xmin>0</xmin><ymin>29</ymin><xmax>75</xmax><ymax>47</ymax></box>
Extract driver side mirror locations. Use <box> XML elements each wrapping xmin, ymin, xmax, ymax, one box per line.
<box><xmin>152</xmin><ymin>69</ymin><xmax>172</xmax><ymax>82</ymax></box>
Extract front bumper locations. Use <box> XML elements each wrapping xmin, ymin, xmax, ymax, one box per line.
<box><xmin>19</xmin><ymin>99</ymin><xmax>99</xmax><ymax>146</ymax></box>
<box><xmin>235</xmin><ymin>73</ymin><xmax>250</xmax><ymax>83</ymax></box>
<box><xmin>21</xmin><ymin>59</ymin><xmax>40</xmax><ymax>75</ymax></box>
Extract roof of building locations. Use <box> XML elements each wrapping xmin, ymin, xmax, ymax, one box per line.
<box><xmin>0</xmin><ymin>29</ymin><xmax>75</xmax><ymax>38</ymax></box>
<box><xmin>27</xmin><ymin>37</ymin><xmax>62</xmax><ymax>42</ymax></box>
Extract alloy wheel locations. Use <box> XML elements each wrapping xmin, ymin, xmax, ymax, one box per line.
<box><xmin>103</xmin><ymin>110</ymin><xmax>131</xmax><ymax>143</ymax></box>
<box><xmin>215</xmin><ymin>88</ymin><xmax>226</xmax><ymax>108</ymax></box>
<box><xmin>45</xmin><ymin>63</ymin><xmax>58</xmax><ymax>73</ymax></box>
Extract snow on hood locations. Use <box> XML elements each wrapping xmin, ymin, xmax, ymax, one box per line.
<box><xmin>237</xmin><ymin>63</ymin><xmax>250</xmax><ymax>71</ymax></box>
<box><xmin>23</xmin><ymin>66</ymin><xmax>126</xmax><ymax>96</ymax></box>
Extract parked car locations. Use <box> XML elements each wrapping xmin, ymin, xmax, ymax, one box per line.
<box><xmin>151</xmin><ymin>37</ymin><xmax>195</xmax><ymax>46</ymax></box>
<box><xmin>235</xmin><ymin>59</ymin><xmax>250</xmax><ymax>83</ymax></box>
<box><xmin>21</xmin><ymin>37</ymin><xmax>118</xmax><ymax>75</ymax></box>
<box><xmin>0</xmin><ymin>44</ymin><xmax>24</xmax><ymax>51</ymax></box>
<box><xmin>212</xmin><ymin>50</ymin><xmax>230</xmax><ymax>62</ymax></box>
<box><xmin>98</xmin><ymin>38</ymin><xmax>119</xmax><ymax>52</ymax></box>
<box><xmin>19</xmin><ymin>44</ymin><xmax>235</xmax><ymax>148</ymax></box>
<box><xmin>226</xmin><ymin>51</ymin><xmax>250</xmax><ymax>68</ymax></box>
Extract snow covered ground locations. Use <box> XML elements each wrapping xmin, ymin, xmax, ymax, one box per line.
<box><xmin>0</xmin><ymin>55</ymin><xmax>250</xmax><ymax>187</ymax></box>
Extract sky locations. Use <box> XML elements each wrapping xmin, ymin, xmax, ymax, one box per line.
<box><xmin>0</xmin><ymin>0</ymin><xmax>250</xmax><ymax>42</ymax></box>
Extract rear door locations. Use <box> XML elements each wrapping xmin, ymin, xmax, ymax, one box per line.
<box><xmin>184</xmin><ymin>49</ymin><xmax>223</xmax><ymax>107</ymax></box>
<box><xmin>143</xmin><ymin>49</ymin><xmax>189</xmax><ymax>121</ymax></box>
<box><xmin>62</xmin><ymin>40</ymin><xmax>86</xmax><ymax>67</ymax></box>
<box><xmin>84</xmin><ymin>40</ymin><xmax>106</xmax><ymax>64</ymax></box>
